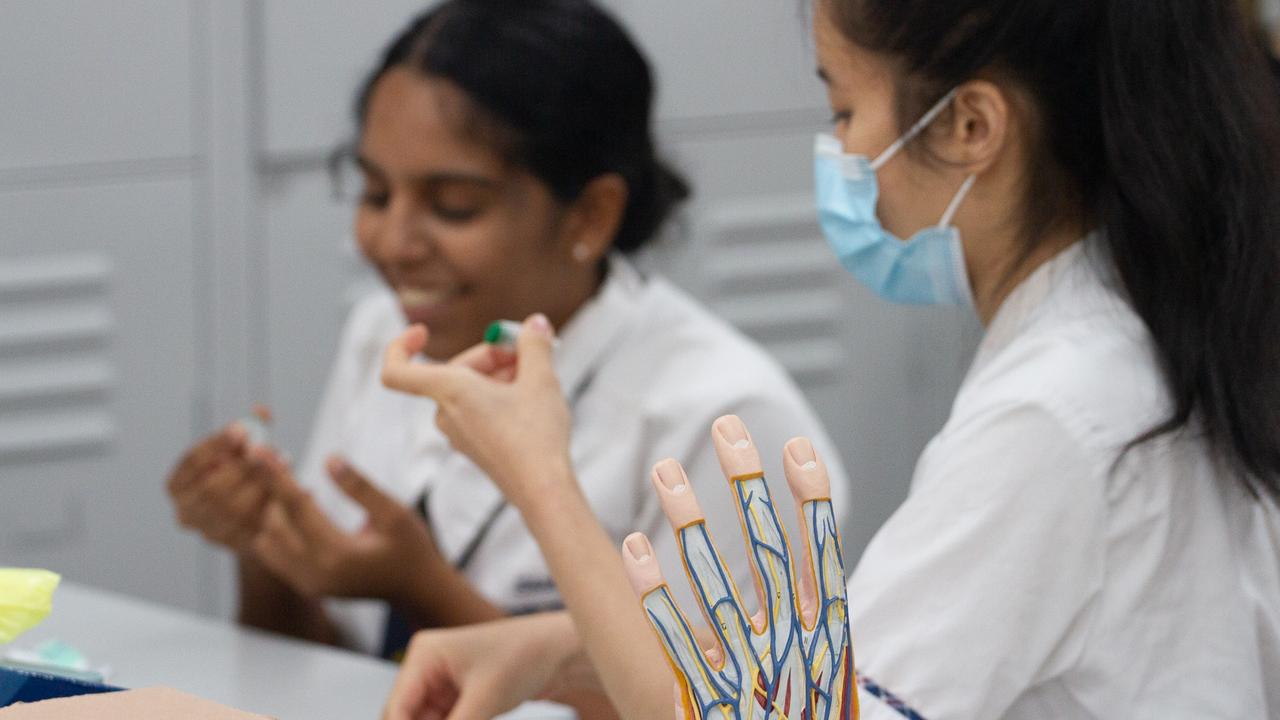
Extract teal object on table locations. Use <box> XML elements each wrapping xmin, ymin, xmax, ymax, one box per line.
<box><xmin>0</xmin><ymin>666</ymin><xmax>119</xmax><ymax>708</ymax></box>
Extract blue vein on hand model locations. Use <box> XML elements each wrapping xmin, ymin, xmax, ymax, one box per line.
<box><xmin>641</xmin><ymin>471</ymin><xmax>856</xmax><ymax>720</ymax></box>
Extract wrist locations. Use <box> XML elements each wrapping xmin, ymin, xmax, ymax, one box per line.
<box><xmin>508</xmin><ymin>453</ymin><xmax>582</xmax><ymax>520</ymax></box>
<box><xmin>398</xmin><ymin>548</ymin><xmax>453</xmax><ymax>612</ymax></box>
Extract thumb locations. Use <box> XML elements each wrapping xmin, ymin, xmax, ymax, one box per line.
<box><xmin>327</xmin><ymin>456</ymin><xmax>401</xmax><ymax>524</ymax></box>
<box><xmin>444</xmin><ymin>677</ymin><xmax>511</xmax><ymax>720</ymax></box>
<box><xmin>383</xmin><ymin>324</ymin><xmax>464</xmax><ymax>400</ymax></box>
<box><xmin>514</xmin><ymin>313</ymin><xmax>557</xmax><ymax>383</ymax></box>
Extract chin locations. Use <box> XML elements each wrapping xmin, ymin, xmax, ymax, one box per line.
<box><xmin>412</xmin><ymin>322</ymin><xmax>469</xmax><ymax>360</ymax></box>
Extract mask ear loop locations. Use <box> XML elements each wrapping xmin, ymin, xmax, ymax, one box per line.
<box><xmin>939</xmin><ymin>174</ymin><xmax>978</xmax><ymax>228</ymax></box>
<box><xmin>870</xmin><ymin>87</ymin><xmax>961</xmax><ymax>171</ymax></box>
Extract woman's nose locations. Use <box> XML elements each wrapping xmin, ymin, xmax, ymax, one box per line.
<box><xmin>377</xmin><ymin>198</ymin><xmax>432</xmax><ymax>262</ymax></box>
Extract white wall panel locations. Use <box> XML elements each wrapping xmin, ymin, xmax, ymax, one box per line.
<box><xmin>0</xmin><ymin>0</ymin><xmax>195</xmax><ymax>171</ymax></box>
<box><xmin>261</xmin><ymin>0</ymin><xmax>437</xmax><ymax>156</ymax></box>
<box><xmin>0</xmin><ymin>178</ymin><xmax>205</xmax><ymax>610</ymax></box>
<box><xmin>262</xmin><ymin>169</ymin><xmax>378</xmax><ymax>458</ymax></box>
<box><xmin>260</xmin><ymin>0</ymin><xmax>826</xmax><ymax>157</ymax></box>
<box><xmin>608</xmin><ymin>0</ymin><xmax>825</xmax><ymax>122</ymax></box>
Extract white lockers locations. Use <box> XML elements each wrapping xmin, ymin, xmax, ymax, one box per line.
<box><xmin>0</xmin><ymin>0</ymin><xmax>977</xmax><ymax>617</ymax></box>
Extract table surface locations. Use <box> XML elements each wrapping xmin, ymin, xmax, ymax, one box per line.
<box><xmin>12</xmin><ymin>582</ymin><xmax>573</xmax><ymax>719</ymax></box>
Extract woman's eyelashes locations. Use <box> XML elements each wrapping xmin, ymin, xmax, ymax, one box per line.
<box><xmin>829</xmin><ymin>109</ymin><xmax>852</xmax><ymax>127</ymax></box>
<box><xmin>358</xmin><ymin>172</ymin><xmax>390</xmax><ymax>209</ymax></box>
<box><xmin>356</xmin><ymin>184</ymin><xmax>487</xmax><ymax>223</ymax></box>
<box><xmin>430</xmin><ymin>200</ymin><xmax>482</xmax><ymax>223</ymax></box>
<box><xmin>359</xmin><ymin>188</ymin><xmax>391</xmax><ymax>209</ymax></box>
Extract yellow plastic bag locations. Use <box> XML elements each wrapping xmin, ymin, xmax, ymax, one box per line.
<box><xmin>0</xmin><ymin>568</ymin><xmax>60</xmax><ymax>644</ymax></box>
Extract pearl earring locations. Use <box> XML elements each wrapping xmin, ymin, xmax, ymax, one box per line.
<box><xmin>572</xmin><ymin>244</ymin><xmax>592</xmax><ymax>263</ymax></box>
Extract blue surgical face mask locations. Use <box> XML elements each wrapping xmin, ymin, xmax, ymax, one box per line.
<box><xmin>814</xmin><ymin>89</ymin><xmax>977</xmax><ymax>306</ymax></box>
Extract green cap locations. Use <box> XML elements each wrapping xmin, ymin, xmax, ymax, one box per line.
<box><xmin>484</xmin><ymin>321</ymin><xmax>504</xmax><ymax>344</ymax></box>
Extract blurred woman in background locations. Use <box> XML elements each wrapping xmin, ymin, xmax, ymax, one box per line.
<box><xmin>165</xmin><ymin>0</ymin><xmax>846</xmax><ymax>677</ymax></box>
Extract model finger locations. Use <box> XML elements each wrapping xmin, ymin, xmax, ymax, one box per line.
<box><xmin>651</xmin><ymin>460</ymin><xmax>761</xmax><ymax>701</ymax></box>
<box><xmin>712</xmin><ymin>416</ymin><xmax>800</xmax><ymax>634</ymax></box>
<box><xmin>623</xmin><ymin>532</ymin><xmax>733</xmax><ymax>718</ymax></box>
<box><xmin>782</xmin><ymin>437</ymin><xmax>835</xmax><ymax>623</ymax></box>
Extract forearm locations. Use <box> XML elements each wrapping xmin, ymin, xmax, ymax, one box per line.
<box><xmin>401</xmin><ymin>558</ymin><xmax>506</xmax><ymax>628</ymax></box>
<box><xmin>237</xmin><ymin>553</ymin><xmax>340</xmax><ymax>645</ymax></box>
<box><xmin>514</xmin><ymin>461</ymin><xmax>673</xmax><ymax>720</ymax></box>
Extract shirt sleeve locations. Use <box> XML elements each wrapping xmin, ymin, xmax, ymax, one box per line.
<box><xmin>846</xmin><ymin>401</ymin><xmax>1107</xmax><ymax>719</ymax></box>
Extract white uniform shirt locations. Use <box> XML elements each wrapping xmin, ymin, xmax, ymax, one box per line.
<box><xmin>852</xmin><ymin>242</ymin><xmax>1280</xmax><ymax>719</ymax></box>
<box><xmin>294</xmin><ymin>256</ymin><xmax>850</xmax><ymax>653</ymax></box>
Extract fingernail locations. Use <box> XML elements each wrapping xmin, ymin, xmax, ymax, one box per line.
<box><xmin>624</xmin><ymin>533</ymin><xmax>653</xmax><ymax>563</ymax></box>
<box><xmin>247</xmin><ymin>444</ymin><xmax>271</xmax><ymax>464</ymax></box>
<box><xmin>716</xmin><ymin>416</ymin><xmax>751</xmax><ymax>449</ymax></box>
<box><xmin>653</xmin><ymin>460</ymin><xmax>687</xmax><ymax>493</ymax></box>
<box><xmin>325</xmin><ymin>455</ymin><xmax>346</xmax><ymax>477</ymax></box>
<box><xmin>528</xmin><ymin>313</ymin><xmax>554</xmax><ymax>338</ymax></box>
<box><xmin>787</xmin><ymin>437</ymin><xmax>817</xmax><ymax>469</ymax></box>
<box><xmin>226</xmin><ymin>422</ymin><xmax>247</xmax><ymax>443</ymax></box>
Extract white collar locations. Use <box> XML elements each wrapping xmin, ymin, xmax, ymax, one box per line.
<box><xmin>551</xmin><ymin>253</ymin><xmax>647</xmax><ymax>402</ymax></box>
<box><xmin>970</xmin><ymin>235</ymin><xmax>1119</xmax><ymax>375</ymax></box>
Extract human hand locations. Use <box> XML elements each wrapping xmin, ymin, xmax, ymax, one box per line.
<box><xmin>622</xmin><ymin>416</ymin><xmax>857</xmax><ymax>720</ymax></box>
<box><xmin>380</xmin><ymin>315</ymin><xmax>573</xmax><ymax>509</ymax></box>
<box><xmin>250</xmin><ymin>451</ymin><xmax>440</xmax><ymax>604</ymax></box>
<box><xmin>166</xmin><ymin>408</ymin><xmax>274</xmax><ymax>553</ymax></box>
<box><xmin>382</xmin><ymin>611</ymin><xmax>585</xmax><ymax>720</ymax></box>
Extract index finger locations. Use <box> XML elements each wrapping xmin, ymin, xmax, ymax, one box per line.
<box><xmin>168</xmin><ymin>424</ymin><xmax>248</xmax><ymax>493</ymax></box>
<box><xmin>254</xmin><ymin>448</ymin><xmax>343</xmax><ymax>544</ymax></box>
<box><xmin>381</xmin><ymin>325</ymin><xmax>468</xmax><ymax>400</ymax></box>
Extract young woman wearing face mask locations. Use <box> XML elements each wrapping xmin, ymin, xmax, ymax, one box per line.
<box><xmin>163</xmin><ymin>0</ymin><xmax>847</xmax><ymax>668</ymax></box>
<box><xmin>377</xmin><ymin>0</ymin><xmax>1280</xmax><ymax>717</ymax></box>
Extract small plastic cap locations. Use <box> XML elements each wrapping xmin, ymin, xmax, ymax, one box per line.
<box><xmin>483</xmin><ymin>321</ymin><xmax>504</xmax><ymax>344</ymax></box>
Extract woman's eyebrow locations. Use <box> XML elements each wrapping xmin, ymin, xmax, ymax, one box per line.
<box><xmin>356</xmin><ymin>154</ymin><xmax>498</xmax><ymax>187</ymax></box>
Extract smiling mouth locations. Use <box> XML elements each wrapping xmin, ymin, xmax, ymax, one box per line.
<box><xmin>397</xmin><ymin>286</ymin><xmax>459</xmax><ymax>309</ymax></box>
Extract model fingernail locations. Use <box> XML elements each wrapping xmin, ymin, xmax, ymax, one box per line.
<box><xmin>654</xmin><ymin>459</ymin><xmax>687</xmax><ymax>493</ymax></box>
<box><xmin>624</xmin><ymin>533</ymin><xmax>653</xmax><ymax>563</ymax></box>
<box><xmin>787</xmin><ymin>437</ymin><xmax>818</xmax><ymax>469</ymax></box>
<box><xmin>716</xmin><ymin>415</ymin><xmax>751</xmax><ymax>449</ymax></box>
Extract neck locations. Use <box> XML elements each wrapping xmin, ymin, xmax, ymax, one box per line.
<box><xmin>544</xmin><ymin>259</ymin><xmax>609</xmax><ymax>334</ymax></box>
<box><xmin>968</xmin><ymin>220</ymin><xmax>1085</xmax><ymax>325</ymax></box>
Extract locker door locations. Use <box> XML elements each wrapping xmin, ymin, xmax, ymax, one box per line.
<box><xmin>0</xmin><ymin>0</ymin><xmax>206</xmax><ymax>609</ymax></box>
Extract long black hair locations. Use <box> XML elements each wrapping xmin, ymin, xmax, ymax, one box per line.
<box><xmin>826</xmin><ymin>0</ymin><xmax>1280</xmax><ymax>499</ymax></box>
<box><xmin>354</xmin><ymin>0</ymin><xmax>689</xmax><ymax>254</ymax></box>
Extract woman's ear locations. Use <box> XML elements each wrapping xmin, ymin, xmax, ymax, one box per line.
<box><xmin>560</xmin><ymin>173</ymin><xmax>628</xmax><ymax>265</ymax></box>
<box><xmin>932</xmin><ymin>79</ymin><xmax>1011</xmax><ymax>174</ymax></box>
